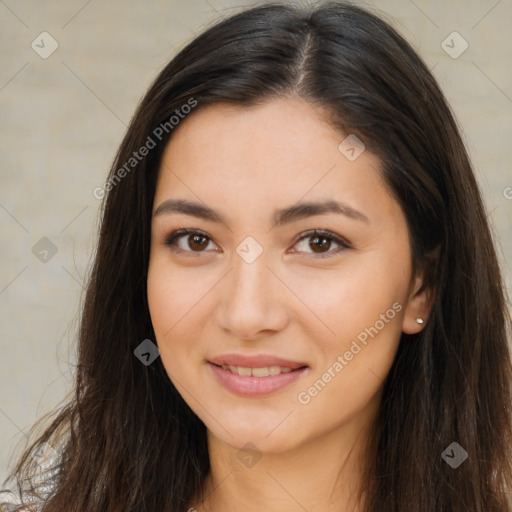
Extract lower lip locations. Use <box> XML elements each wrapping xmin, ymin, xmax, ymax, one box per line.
<box><xmin>208</xmin><ymin>363</ymin><xmax>307</xmax><ymax>397</ymax></box>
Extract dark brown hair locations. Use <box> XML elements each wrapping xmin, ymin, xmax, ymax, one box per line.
<box><xmin>3</xmin><ymin>2</ymin><xmax>512</xmax><ymax>511</ymax></box>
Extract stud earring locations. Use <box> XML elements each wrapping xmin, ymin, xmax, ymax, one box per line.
<box><xmin>416</xmin><ymin>318</ymin><xmax>424</xmax><ymax>324</ymax></box>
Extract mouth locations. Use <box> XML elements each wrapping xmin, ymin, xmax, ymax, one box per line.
<box><xmin>207</xmin><ymin>354</ymin><xmax>309</xmax><ymax>396</ymax></box>
<box><xmin>208</xmin><ymin>353</ymin><xmax>308</xmax><ymax>370</ymax></box>
<box><xmin>211</xmin><ymin>363</ymin><xmax>307</xmax><ymax>377</ymax></box>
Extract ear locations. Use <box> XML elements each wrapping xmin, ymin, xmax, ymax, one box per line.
<box><xmin>401</xmin><ymin>248</ymin><xmax>439</xmax><ymax>334</ymax></box>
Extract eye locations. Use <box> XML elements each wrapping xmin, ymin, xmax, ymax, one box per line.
<box><xmin>290</xmin><ymin>229</ymin><xmax>352</xmax><ymax>258</ymax></box>
<box><xmin>164</xmin><ymin>228</ymin><xmax>351</xmax><ymax>258</ymax></box>
<box><xmin>164</xmin><ymin>229</ymin><xmax>219</xmax><ymax>255</ymax></box>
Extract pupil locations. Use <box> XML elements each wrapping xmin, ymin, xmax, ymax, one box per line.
<box><xmin>189</xmin><ymin>235</ymin><xmax>208</xmax><ymax>251</ymax></box>
<box><xmin>310</xmin><ymin>236</ymin><xmax>330</xmax><ymax>253</ymax></box>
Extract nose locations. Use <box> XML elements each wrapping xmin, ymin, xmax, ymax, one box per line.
<box><xmin>214</xmin><ymin>250</ymin><xmax>289</xmax><ymax>341</ymax></box>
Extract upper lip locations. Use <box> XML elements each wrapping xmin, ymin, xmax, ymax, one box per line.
<box><xmin>209</xmin><ymin>354</ymin><xmax>308</xmax><ymax>369</ymax></box>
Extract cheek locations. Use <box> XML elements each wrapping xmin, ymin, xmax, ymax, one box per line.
<box><xmin>147</xmin><ymin>256</ymin><xmax>216</xmax><ymax>336</ymax></box>
<box><xmin>294</xmin><ymin>279</ymin><xmax>403</xmax><ymax>426</ymax></box>
<box><xmin>147</xmin><ymin>256</ymin><xmax>225</xmax><ymax>388</ymax></box>
<box><xmin>286</xmin><ymin>251</ymin><xmax>407</xmax><ymax>407</ymax></box>
<box><xmin>287</xmin><ymin>254</ymin><xmax>407</xmax><ymax>347</ymax></box>
<box><xmin>147</xmin><ymin>259</ymin><xmax>196</xmax><ymax>357</ymax></box>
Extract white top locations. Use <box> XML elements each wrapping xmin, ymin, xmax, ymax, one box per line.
<box><xmin>0</xmin><ymin>441</ymin><xmax>58</xmax><ymax>511</ymax></box>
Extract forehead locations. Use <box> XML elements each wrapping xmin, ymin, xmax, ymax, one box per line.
<box><xmin>154</xmin><ymin>97</ymin><xmax>398</xmax><ymax>226</ymax></box>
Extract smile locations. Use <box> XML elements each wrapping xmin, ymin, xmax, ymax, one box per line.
<box><xmin>219</xmin><ymin>364</ymin><xmax>294</xmax><ymax>377</ymax></box>
<box><xmin>208</xmin><ymin>361</ymin><xmax>309</xmax><ymax>396</ymax></box>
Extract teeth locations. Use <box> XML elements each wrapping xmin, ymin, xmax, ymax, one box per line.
<box><xmin>268</xmin><ymin>366</ymin><xmax>282</xmax><ymax>376</ymax></box>
<box><xmin>236</xmin><ymin>365</ymin><xmax>252</xmax><ymax>376</ymax></box>
<box><xmin>221</xmin><ymin>365</ymin><xmax>295</xmax><ymax>376</ymax></box>
<box><xmin>252</xmin><ymin>367</ymin><xmax>269</xmax><ymax>377</ymax></box>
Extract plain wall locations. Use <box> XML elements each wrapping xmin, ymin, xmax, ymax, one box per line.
<box><xmin>1</xmin><ymin>0</ymin><xmax>511</xmax><ymax>484</ymax></box>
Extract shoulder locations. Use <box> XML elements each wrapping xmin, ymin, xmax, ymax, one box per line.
<box><xmin>0</xmin><ymin>490</ymin><xmax>22</xmax><ymax>510</ymax></box>
<box><xmin>0</xmin><ymin>441</ymin><xmax>59</xmax><ymax>511</ymax></box>
<box><xmin>0</xmin><ymin>490</ymin><xmax>40</xmax><ymax>511</ymax></box>
<box><xmin>0</xmin><ymin>492</ymin><xmax>20</xmax><ymax>510</ymax></box>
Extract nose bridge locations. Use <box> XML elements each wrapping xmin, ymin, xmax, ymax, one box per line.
<box><xmin>231</xmin><ymin>250</ymin><xmax>269</xmax><ymax>301</ymax></box>
<box><xmin>216</xmin><ymin>246</ymin><xmax>288</xmax><ymax>338</ymax></box>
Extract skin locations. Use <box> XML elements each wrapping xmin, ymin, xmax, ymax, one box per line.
<box><xmin>147</xmin><ymin>97</ymin><xmax>433</xmax><ymax>512</ymax></box>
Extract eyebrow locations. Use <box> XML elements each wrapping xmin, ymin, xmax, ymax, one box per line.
<box><xmin>153</xmin><ymin>198</ymin><xmax>369</xmax><ymax>225</ymax></box>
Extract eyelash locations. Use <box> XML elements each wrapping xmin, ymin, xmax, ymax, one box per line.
<box><xmin>164</xmin><ymin>228</ymin><xmax>352</xmax><ymax>259</ymax></box>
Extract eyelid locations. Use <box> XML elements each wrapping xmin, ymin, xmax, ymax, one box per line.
<box><xmin>288</xmin><ymin>229</ymin><xmax>352</xmax><ymax>257</ymax></box>
<box><xmin>164</xmin><ymin>228</ymin><xmax>352</xmax><ymax>256</ymax></box>
<box><xmin>164</xmin><ymin>228</ymin><xmax>221</xmax><ymax>254</ymax></box>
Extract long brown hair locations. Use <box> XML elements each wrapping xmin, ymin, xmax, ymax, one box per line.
<box><xmin>3</xmin><ymin>2</ymin><xmax>512</xmax><ymax>511</ymax></box>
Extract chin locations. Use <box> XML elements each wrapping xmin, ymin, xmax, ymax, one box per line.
<box><xmin>203</xmin><ymin>410</ymin><xmax>305</xmax><ymax>453</ymax></box>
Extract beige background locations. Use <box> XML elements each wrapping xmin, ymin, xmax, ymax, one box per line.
<box><xmin>1</xmin><ymin>0</ymin><xmax>511</xmax><ymax>483</ymax></box>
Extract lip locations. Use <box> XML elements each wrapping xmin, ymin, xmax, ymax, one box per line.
<box><xmin>207</xmin><ymin>354</ymin><xmax>309</xmax><ymax>397</ymax></box>
<box><xmin>208</xmin><ymin>353</ymin><xmax>307</xmax><ymax>369</ymax></box>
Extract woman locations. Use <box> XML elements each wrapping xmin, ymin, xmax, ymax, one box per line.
<box><xmin>2</xmin><ymin>2</ymin><xmax>511</xmax><ymax>511</ymax></box>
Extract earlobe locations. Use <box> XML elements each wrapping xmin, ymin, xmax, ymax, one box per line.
<box><xmin>401</xmin><ymin>247</ymin><xmax>439</xmax><ymax>334</ymax></box>
<box><xmin>401</xmin><ymin>273</ymin><xmax>434</xmax><ymax>335</ymax></box>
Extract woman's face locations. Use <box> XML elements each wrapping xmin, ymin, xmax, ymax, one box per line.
<box><xmin>147</xmin><ymin>97</ymin><xmax>427</xmax><ymax>453</ymax></box>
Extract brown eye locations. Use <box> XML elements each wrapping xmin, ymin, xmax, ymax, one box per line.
<box><xmin>309</xmin><ymin>235</ymin><xmax>332</xmax><ymax>253</ymax></box>
<box><xmin>292</xmin><ymin>229</ymin><xmax>351</xmax><ymax>258</ymax></box>
<box><xmin>165</xmin><ymin>229</ymin><xmax>218</xmax><ymax>254</ymax></box>
<box><xmin>188</xmin><ymin>234</ymin><xmax>209</xmax><ymax>251</ymax></box>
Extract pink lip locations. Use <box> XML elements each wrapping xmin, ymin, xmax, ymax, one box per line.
<box><xmin>207</xmin><ymin>354</ymin><xmax>309</xmax><ymax>397</ymax></box>
<box><xmin>208</xmin><ymin>353</ymin><xmax>307</xmax><ymax>369</ymax></box>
